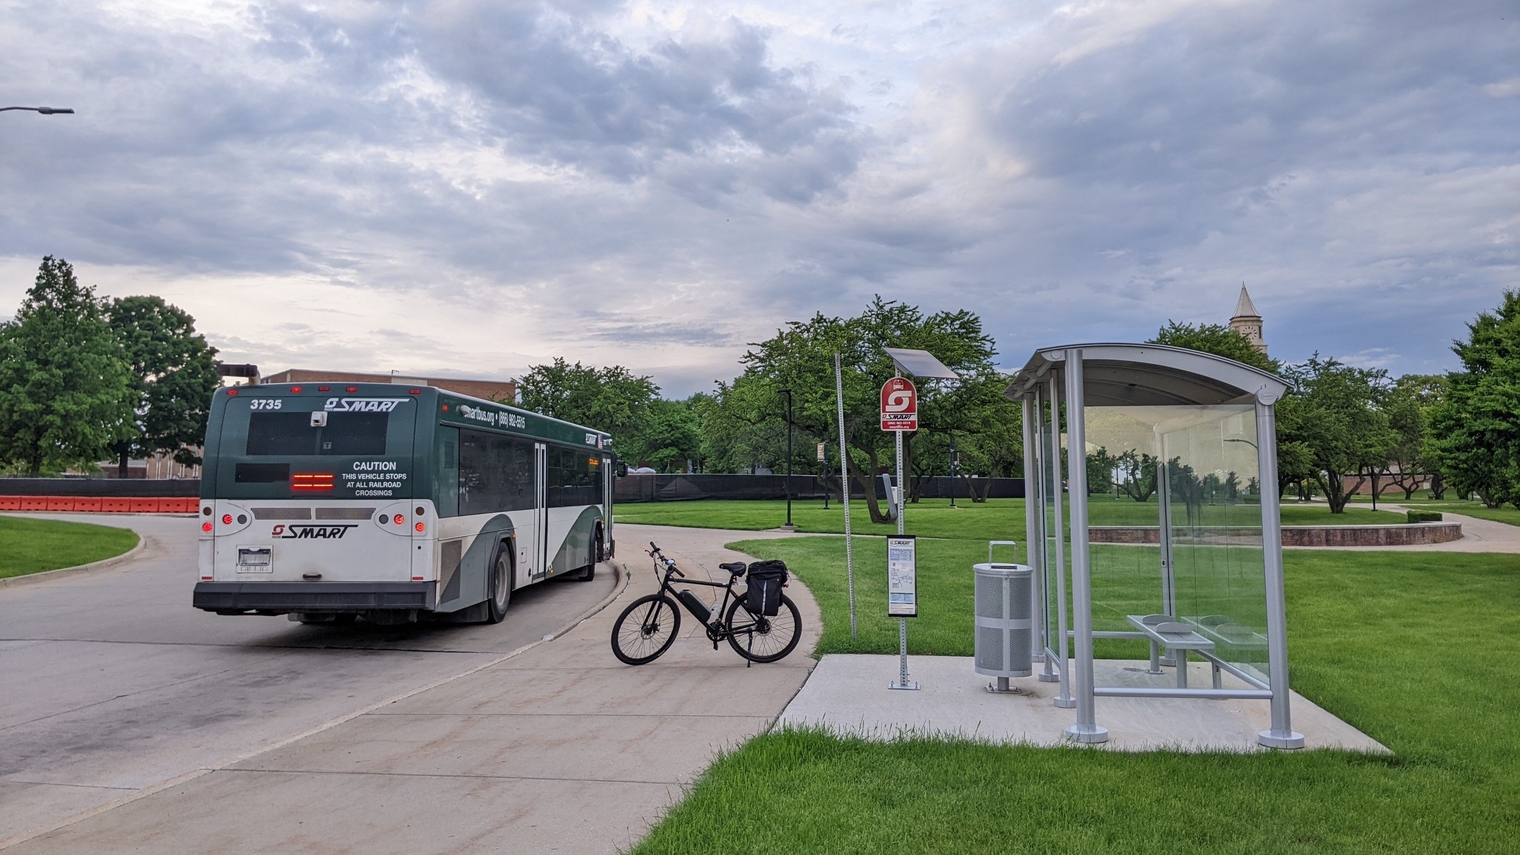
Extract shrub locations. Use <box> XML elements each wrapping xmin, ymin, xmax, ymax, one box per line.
<box><xmin>1407</xmin><ymin>510</ymin><xmax>1443</xmax><ymax>523</ymax></box>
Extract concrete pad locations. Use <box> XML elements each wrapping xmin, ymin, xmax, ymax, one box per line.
<box><xmin>229</xmin><ymin>711</ymin><xmax>773</xmax><ymax>783</ymax></box>
<box><xmin>781</xmin><ymin>654</ymin><xmax>1387</xmax><ymax>753</ymax></box>
<box><xmin>0</xmin><ymin>784</ymin><xmax>133</xmax><ymax>844</ymax></box>
<box><xmin>7</xmin><ymin>769</ymin><xmax>679</xmax><ymax>855</ymax></box>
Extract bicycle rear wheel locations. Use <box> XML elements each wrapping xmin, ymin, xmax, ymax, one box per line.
<box><xmin>725</xmin><ymin>593</ymin><xmax>801</xmax><ymax>663</ymax></box>
<box><xmin>611</xmin><ymin>594</ymin><xmax>681</xmax><ymax>665</ymax></box>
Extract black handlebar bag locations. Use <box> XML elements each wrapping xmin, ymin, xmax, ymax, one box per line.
<box><xmin>745</xmin><ymin>560</ymin><xmax>788</xmax><ymax>616</ymax></box>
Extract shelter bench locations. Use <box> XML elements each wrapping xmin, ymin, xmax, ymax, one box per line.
<box><xmin>1127</xmin><ymin>614</ymin><xmax>1223</xmax><ymax>689</ymax></box>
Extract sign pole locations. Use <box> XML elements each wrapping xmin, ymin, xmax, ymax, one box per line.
<box><xmin>836</xmin><ymin>355</ymin><xmax>856</xmax><ymax>638</ymax></box>
<box><xmin>887</xmin><ymin>532</ymin><xmax>918</xmax><ymax>690</ymax></box>
<box><xmin>884</xmin><ymin>371</ymin><xmax>917</xmax><ymax>690</ymax></box>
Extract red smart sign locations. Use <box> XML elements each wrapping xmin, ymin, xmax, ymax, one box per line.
<box><xmin>880</xmin><ymin>378</ymin><xmax>918</xmax><ymax>431</ymax></box>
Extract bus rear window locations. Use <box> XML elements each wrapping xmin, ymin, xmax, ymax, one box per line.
<box><xmin>247</xmin><ymin>412</ymin><xmax>390</xmax><ymax>456</ymax></box>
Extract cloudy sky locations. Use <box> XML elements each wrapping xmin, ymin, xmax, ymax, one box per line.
<box><xmin>2</xmin><ymin>0</ymin><xmax>1516</xmax><ymax>395</ymax></box>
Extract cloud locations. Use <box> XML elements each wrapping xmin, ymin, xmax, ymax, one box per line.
<box><xmin>0</xmin><ymin>0</ymin><xmax>1516</xmax><ymax>394</ymax></box>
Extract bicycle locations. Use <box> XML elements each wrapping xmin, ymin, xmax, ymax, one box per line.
<box><xmin>610</xmin><ymin>541</ymin><xmax>802</xmax><ymax>666</ymax></box>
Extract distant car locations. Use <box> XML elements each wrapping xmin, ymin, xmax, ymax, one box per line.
<box><xmin>631</xmin><ymin>466</ymin><xmax>657</xmax><ymax>474</ymax></box>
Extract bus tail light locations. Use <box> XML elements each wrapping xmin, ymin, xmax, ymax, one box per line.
<box><xmin>221</xmin><ymin>514</ymin><xmax>232</xmax><ymax>525</ymax></box>
<box><xmin>292</xmin><ymin>473</ymin><xmax>335</xmax><ymax>491</ymax></box>
<box><xmin>414</xmin><ymin>522</ymin><xmax>425</xmax><ymax>533</ymax></box>
<box><xmin>203</xmin><ymin>521</ymin><xmax>213</xmax><ymax>533</ymax></box>
<box><xmin>394</xmin><ymin>514</ymin><xmax>405</xmax><ymax>524</ymax></box>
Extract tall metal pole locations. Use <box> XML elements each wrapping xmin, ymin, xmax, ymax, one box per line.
<box><xmin>1256</xmin><ymin>399</ymin><xmax>1304</xmax><ymax>749</ymax></box>
<box><xmin>949</xmin><ymin>432</ymin><xmax>957</xmax><ymax>509</ymax></box>
<box><xmin>785</xmin><ymin>390</ymin><xmax>794</xmax><ymax>528</ymax></box>
<box><xmin>835</xmin><ymin>356</ymin><xmax>857</xmax><ymax>638</ymax></box>
<box><xmin>822</xmin><ymin>442</ymin><xmax>830</xmax><ymax>510</ymax></box>
<box><xmin>1063</xmin><ymin>349</ymin><xmax>1108</xmax><ymax>743</ymax></box>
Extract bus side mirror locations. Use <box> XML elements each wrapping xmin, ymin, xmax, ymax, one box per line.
<box><xmin>616</xmin><ymin>462</ymin><xmax>629</xmax><ymax>478</ymax></box>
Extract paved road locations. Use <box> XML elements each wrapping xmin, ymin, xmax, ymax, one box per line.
<box><xmin>0</xmin><ymin>513</ymin><xmax>616</xmax><ymax>847</ymax></box>
<box><xmin>3</xmin><ymin>523</ymin><xmax>818</xmax><ymax>855</ymax></box>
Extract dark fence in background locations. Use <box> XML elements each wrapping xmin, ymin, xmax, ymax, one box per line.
<box><xmin>614</xmin><ymin>474</ymin><xmax>1024</xmax><ymax>503</ymax></box>
<box><xmin>1</xmin><ymin>475</ymin><xmax>1025</xmax><ymax>503</ymax></box>
<box><xmin>0</xmin><ymin>478</ymin><xmax>200</xmax><ymax>497</ymax></box>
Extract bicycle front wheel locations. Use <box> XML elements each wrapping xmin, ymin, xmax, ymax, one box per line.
<box><xmin>725</xmin><ymin>593</ymin><xmax>801</xmax><ymax>663</ymax></box>
<box><xmin>611</xmin><ymin>594</ymin><xmax>681</xmax><ymax>665</ymax></box>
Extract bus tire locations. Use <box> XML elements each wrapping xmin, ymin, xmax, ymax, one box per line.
<box><xmin>487</xmin><ymin>546</ymin><xmax>512</xmax><ymax>624</ymax></box>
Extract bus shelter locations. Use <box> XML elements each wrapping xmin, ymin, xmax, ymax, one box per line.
<box><xmin>1006</xmin><ymin>343</ymin><xmax>1304</xmax><ymax>749</ymax></box>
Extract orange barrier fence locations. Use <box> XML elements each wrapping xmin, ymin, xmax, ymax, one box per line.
<box><xmin>0</xmin><ymin>496</ymin><xmax>200</xmax><ymax>514</ymax></box>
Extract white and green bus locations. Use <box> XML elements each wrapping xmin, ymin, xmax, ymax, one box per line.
<box><xmin>193</xmin><ymin>382</ymin><xmax>614</xmax><ymax>624</ymax></box>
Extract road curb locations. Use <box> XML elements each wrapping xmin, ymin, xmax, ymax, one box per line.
<box><xmin>0</xmin><ymin>534</ymin><xmax>147</xmax><ymax>589</ymax></box>
<box><xmin>541</xmin><ymin>558</ymin><xmax>632</xmax><ymax>642</ymax></box>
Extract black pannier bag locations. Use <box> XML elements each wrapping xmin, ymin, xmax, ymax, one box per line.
<box><xmin>745</xmin><ymin>560</ymin><xmax>788</xmax><ymax>616</ymax></box>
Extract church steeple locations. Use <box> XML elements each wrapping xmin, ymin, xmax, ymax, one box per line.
<box><xmin>1229</xmin><ymin>284</ymin><xmax>1267</xmax><ymax>356</ymax></box>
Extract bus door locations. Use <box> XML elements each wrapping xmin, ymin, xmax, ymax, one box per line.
<box><xmin>533</xmin><ymin>442</ymin><xmax>549</xmax><ymax>581</ymax></box>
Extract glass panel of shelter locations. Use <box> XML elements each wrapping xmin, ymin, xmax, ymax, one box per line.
<box><xmin>1081</xmin><ymin>402</ymin><xmax>1271</xmax><ymax>687</ymax></box>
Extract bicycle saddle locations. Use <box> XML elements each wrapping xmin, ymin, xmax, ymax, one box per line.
<box><xmin>718</xmin><ymin>562</ymin><xmax>747</xmax><ymax>576</ymax></box>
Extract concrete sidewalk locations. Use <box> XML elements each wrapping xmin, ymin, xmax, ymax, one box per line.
<box><xmin>782</xmin><ymin>655</ymin><xmax>1385</xmax><ymax>753</ymax></box>
<box><xmin>7</xmin><ymin>524</ymin><xmax>818</xmax><ymax>855</ymax></box>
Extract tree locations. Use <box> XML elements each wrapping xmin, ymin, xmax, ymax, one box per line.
<box><xmin>1276</xmin><ymin>356</ymin><xmax>1398</xmax><ymax>513</ymax></box>
<box><xmin>1117</xmin><ymin>450</ymin><xmax>1158</xmax><ymax>502</ymax></box>
<box><xmin>1086</xmin><ymin>447</ymin><xmax>1117</xmax><ymax>496</ymax></box>
<box><xmin>105</xmin><ymin>296</ymin><xmax>221</xmax><ymax>476</ymax></box>
<box><xmin>0</xmin><ymin>257</ymin><xmax>135</xmax><ymax>476</ymax></box>
<box><xmin>1429</xmin><ymin>292</ymin><xmax>1520</xmax><ymax>508</ymax></box>
<box><xmin>1150</xmin><ymin>321</ymin><xmax>1276</xmax><ymax>372</ymax></box>
<box><xmin>619</xmin><ymin>397</ymin><xmax>704</xmax><ymax>472</ymax></box>
<box><xmin>1380</xmin><ymin>374</ymin><xmax>1445</xmax><ymax>500</ymax></box>
<box><xmin>713</xmin><ymin>297</ymin><xmax>1005</xmax><ymax>524</ymax></box>
<box><xmin>516</xmin><ymin>358</ymin><xmax>658</xmax><ymax>446</ymax></box>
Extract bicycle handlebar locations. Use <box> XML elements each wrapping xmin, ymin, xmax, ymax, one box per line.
<box><xmin>648</xmin><ymin>541</ymin><xmax>683</xmax><ymax>577</ymax></box>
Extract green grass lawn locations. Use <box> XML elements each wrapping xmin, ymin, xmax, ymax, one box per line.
<box><xmin>632</xmin><ymin>537</ymin><xmax>1520</xmax><ymax>853</ymax></box>
<box><xmin>0</xmin><ymin>515</ymin><xmax>140</xmax><ymax>579</ymax></box>
<box><xmin>614</xmin><ymin>497</ymin><xmax>1407</xmax><ymax>538</ymax></box>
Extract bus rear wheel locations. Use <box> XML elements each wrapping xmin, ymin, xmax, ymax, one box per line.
<box><xmin>487</xmin><ymin>547</ymin><xmax>512</xmax><ymax>623</ymax></box>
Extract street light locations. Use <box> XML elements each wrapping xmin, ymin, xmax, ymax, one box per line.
<box><xmin>779</xmin><ymin>388</ymin><xmax>795</xmax><ymax>531</ymax></box>
<box><xmin>0</xmin><ymin>106</ymin><xmax>75</xmax><ymax>115</ymax></box>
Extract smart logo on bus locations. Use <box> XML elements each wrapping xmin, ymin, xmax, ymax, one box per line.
<box><xmin>323</xmin><ymin>397</ymin><xmax>408</xmax><ymax>412</ymax></box>
<box><xmin>270</xmin><ymin>524</ymin><xmax>358</xmax><ymax>539</ymax></box>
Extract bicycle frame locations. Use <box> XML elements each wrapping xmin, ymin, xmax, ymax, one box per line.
<box><xmin>650</xmin><ymin>548</ymin><xmax>742</xmax><ymax>645</ymax></box>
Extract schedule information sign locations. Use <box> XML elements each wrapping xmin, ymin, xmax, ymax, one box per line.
<box><xmin>886</xmin><ymin>535</ymin><xmax>917</xmax><ymax>617</ymax></box>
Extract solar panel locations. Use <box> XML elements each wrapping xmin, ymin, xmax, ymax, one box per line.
<box><xmin>883</xmin><ymin>347</ymin><xmax>959</xmax><ymax>379</ymax></box>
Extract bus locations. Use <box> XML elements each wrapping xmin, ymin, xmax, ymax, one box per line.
<box><xmin>193</xmin><ymin>382</ymin><xmax>615</xmax><ymax>625</ymax></box>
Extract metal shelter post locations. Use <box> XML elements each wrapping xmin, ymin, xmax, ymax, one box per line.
<box><xmin>1020</xmin><ymin>394</ymin><xmax>1047</xmax><ymax>666</ymax></box>
<box><xmin>1155</xmin><ymin>450</ymin><xmax>1177</xmax><ymax>669</ymax></box>
<box><xmin>1063</xmin><ymin>349</ymin><xmax>1108</xmax><ymax>743</ymax></box>
<box><xmin>835</xmin><ymin>355</ymin><xmax>856</xmax><ymax>638</ymax></box>
<box><xmin>1255</xmin><ymin>400</ymin><xmax>1304</xmax><ymax>749</ymax></box>
<box><xmin>1046</xmin><ymin>376</ymin><xmax>1073</xmax><ymax>707</ymax></box>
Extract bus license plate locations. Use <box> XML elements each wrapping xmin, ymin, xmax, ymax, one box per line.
<box><xmin>237</xmin><ymin>547</ymin><xmax>273</xmax><ymax>573</ymax></box>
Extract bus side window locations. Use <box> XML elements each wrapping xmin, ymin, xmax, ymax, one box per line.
<box><xmin>436</xmin><ymin>426</ymin><xmax>459</xmax><ymax>517</ymax></box>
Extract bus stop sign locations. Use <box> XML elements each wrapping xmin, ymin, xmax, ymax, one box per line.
<box><xmin>880</xmin><ymin>378</ymin><xmax>918</xmax><ymax>431</ymax></box>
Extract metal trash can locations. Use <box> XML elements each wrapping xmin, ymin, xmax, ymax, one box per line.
<box><xmin>974</xmin><ymin>559</ymin><xmax>1033</xmax><ymax>686</ymax></box>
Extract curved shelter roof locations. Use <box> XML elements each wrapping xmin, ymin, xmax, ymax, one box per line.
<box><xmin>1004</xmin><ymin>343</ymin><xmax>1289</xmax><ymax>407</ymax></box>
